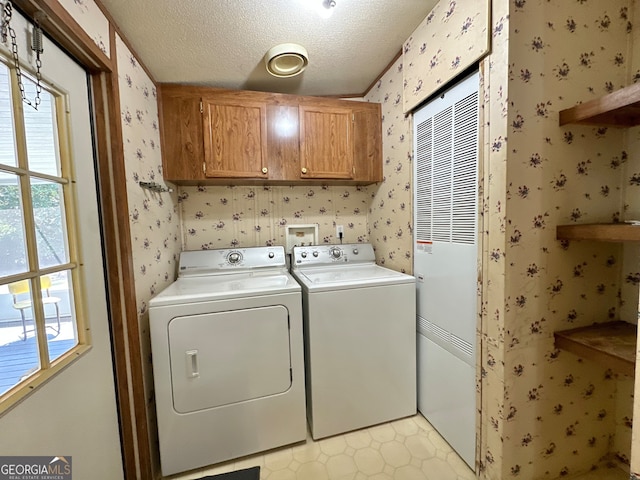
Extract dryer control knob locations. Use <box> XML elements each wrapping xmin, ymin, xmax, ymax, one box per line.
<box><xmin>330</xmin><ymin>247</ymin><xmax>342</xmax><ymax>259</ymax></box>
<box><xmin>313</xmin><ymin>251</ymin><xmax>319</xmax><ymax>257</ymax></box>
<box><xmin>353</xmin><ymin>248</ymin><xmax>359</xmax><ymax>255</ymax></box>
<box><xmin>227</xmin><ymin>252</ymin><xmax>242</xmax><ymax>264</ymax></box>
<box><xmin>268</xmin><ymin>252</ymin><xmax>275</xmax><ymax>259</ymax></box>
<box><xmin>301</xmin><ymin>252</ymin><xmax>307</xmax><ymax>258</ymax></box>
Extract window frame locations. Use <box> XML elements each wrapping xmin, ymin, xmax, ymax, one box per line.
<box><xmin>0</xmin><ymin>54</ymin><xmax>91</xmax><ymax>414</ymax></box>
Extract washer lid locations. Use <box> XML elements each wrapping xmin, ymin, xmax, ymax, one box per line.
<box><xmin>293</xmin><ymin>264</ymin><xmax>414</xmax><ymax>291</ymax></box>
<box><xmin>149</xmin><ymin>272</ymin><xmax>300</xmax><ymax>307</ymax></box>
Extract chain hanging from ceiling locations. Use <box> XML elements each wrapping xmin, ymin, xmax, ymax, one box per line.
<box><xmin>1</xmin><ymin>0</ymin><xmax>44</xmax><ymax>110</ymax></box>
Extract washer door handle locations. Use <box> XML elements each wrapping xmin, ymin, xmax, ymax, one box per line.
<box><xmin>186</xmin><ymin>350</ymin><xmax>200</xmax><ymax>378</ymax></box>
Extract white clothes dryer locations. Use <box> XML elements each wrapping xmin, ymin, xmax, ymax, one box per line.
<box><xmin>291</xmin><ymin>243</ymin><xmax>416</xmax><ymax>440</ymax></box>
<box><xmin>149</xmin><ymin>247</ymin><xmax>306</xmax><ymax>476</ymax></box>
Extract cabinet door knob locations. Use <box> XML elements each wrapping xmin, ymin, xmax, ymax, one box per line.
<box><xmin>262</xmin><ymin>167</ymin><xmax>268</xmax><ymax>174</ymax></box>
<box><xmin>301</xmin><ymin>167</ymin><xmax>308</xmax><ymax>174</ymax></box>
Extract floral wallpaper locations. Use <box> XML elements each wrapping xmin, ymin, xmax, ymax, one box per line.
<box><xmin>402</xmin><ymin>0</ymin><xmax>490</xmax><ymax>113</ymax></box>
<box><xmin>364</xmin><ymin>57</ymin><xmax>414</xmax><ymax>274</ymax></box>
<box><xmin>477</xmin><ymin>0</ymin><xmax>635</xmax><ymax>478</ymax></box>
<box><xmin>628</xmin><ymin>4</ymin><xmax>640</xmax><ymax>478</ymax></box>
<box><xmin>58</xmin><ymin>0</ymin><xmax>109</xmax><ymax>57</ymax></box>
<box><xmin>478</xmin><ymin>1</ymin><xmax>510</xmax><ymax>477</ymax></box>
<box><xmin>179</xmin><ymin>185</ymin><xmax>369</xmax><ymax>252</ymax></box>
<box><xmin>115</xmin><ymin>33</ymin><xmax>182</xmax><ymax>473</ymax></box>
<box><xmin>116</xmin><ymin>32</ymin><xmax>181</xmax><ymax>341</ymax></box>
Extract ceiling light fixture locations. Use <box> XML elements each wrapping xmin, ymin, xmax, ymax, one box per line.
<box><xmin>264</xmin><ymin>43</ymin><xmax>309</xmax><ymax>78</ymax></box>
<box><xmin>298</xmin><ymin>0</ymin><xmax>336</xmax><ymax>18</ymax></box>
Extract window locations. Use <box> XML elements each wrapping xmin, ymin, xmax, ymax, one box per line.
<box><xmin>0</xmin><ymin>57</ymin><xmax>88</xmax><ymax>408</ymax></box>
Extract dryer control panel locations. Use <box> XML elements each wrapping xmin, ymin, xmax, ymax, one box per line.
<box><xmin>179</xmin><ymin>246</ymin><xmax>286</xmax><ymax>276</ymax></box>
<box><xmin>292</xmin><ymin>243</ymin><xmax>375</xmax><ymax>267</ymax></box>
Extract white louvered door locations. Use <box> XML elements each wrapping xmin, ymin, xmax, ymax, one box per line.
<box><xmin>413</xmin><ymin>71</ymin><xmax>479</xmax><ymax>468</ymax></box>
<box><xmin>414</xmin><ymin>71</ymin><xmax>479</xmax><ymax>355</ymax></box>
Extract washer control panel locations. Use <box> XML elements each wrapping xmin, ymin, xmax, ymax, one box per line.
<box><xmin>179</xmin><ymin>246</ymin><xmax>286</xmax><ymax>276</ymax></box>
<box><xmin>292</xmin><ymin>243</ymin><xmax>375</xmax><ymax>267</ymax></box>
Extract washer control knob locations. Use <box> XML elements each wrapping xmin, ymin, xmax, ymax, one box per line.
<box><xmin>268</xmin><ymin>252</ymin><xmax>275</xmax><ymax>259</ymax></box>
<box><xmin>301</xmin><ymin>252</ymin><xmax>307</xmax><ymax>258</ymax></box>
<box><xmin>330</xmin><ymin>247</ymin><xmax>342</xmax><ymax>259</ymax></box>
<box><xmin>227</xmin><ymin>251</ymin><xmax>242</xmax><ymax>264</ymax></box>
<box><xmin>313</xmin><ymin>251</ymin><xmax>319</xmax><ymax>257</ymax></box>
<box><xmin>353</xmin><ymin>248</ymin><xmax>359</xmax><ymax>255</ymax></box>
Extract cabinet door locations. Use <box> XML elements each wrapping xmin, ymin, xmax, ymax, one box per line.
<box><xmin>202</xmin><ymin>98</ymin><xmax>268</xmax><ymax>178</ymax></box>
<box><xmin>266</xmin><ymin>103</ymin><xmax>300</xmax><ymax>181</ymax></box>
<box><xmin>158</xmin><ymin>89</ymin><xmax>206</xmax><ymax>182</ymax></box>
<box><xmin>352</xmin><ymin>104</ymin><xmax>382</xmax><ymax>183</ymax></box>
<box><xmin>299</xmin><ymin>105</ymin><xmax>353</xmax><ymax>179</ymax></box>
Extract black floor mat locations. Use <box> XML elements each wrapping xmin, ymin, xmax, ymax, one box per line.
<box><xmin>197</xmin><ymin>466</ymin><xmax>260</xmax><ymax>480</ymax></box>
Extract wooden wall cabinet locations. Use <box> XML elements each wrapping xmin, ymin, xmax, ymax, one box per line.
<box><xmin>158</xmin><ymin>84</ymin><xmax>382</xmax><ymax>185</ymax></box>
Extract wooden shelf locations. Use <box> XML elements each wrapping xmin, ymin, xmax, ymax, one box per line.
<box><xmin>557</xmin><ymin>223</ymin><xmax>640</xmax><ymax>242</ymax></box>
<box><xmin>554</xmin><ymin>321</ymin><xmax>637</xmax><ymax>376</ymax></box>
<box><xmin>559</xmin><ymin>82</ymin><xmax>640</xmax><ymax>126</ymax></box>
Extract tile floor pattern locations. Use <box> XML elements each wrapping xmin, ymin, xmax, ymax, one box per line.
<box><xmin>171</xmin><ymin>413</ymin><xmax>631</xmax><ymax>480</ymax></box>
<box><xmin>173</xmin><ymin>414</ymin><xmax>475</xmax><ymax>480</ymax></box>
<box><xmin>568</xmin><ymin>464</ymin><xmax>628</xmax><ymax>480</ymax></box>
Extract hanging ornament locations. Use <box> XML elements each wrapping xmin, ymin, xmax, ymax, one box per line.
<box><xmin>1</xmin><ymin>0</ymin><xmax>44</xmax><ymax>110</ymax></box>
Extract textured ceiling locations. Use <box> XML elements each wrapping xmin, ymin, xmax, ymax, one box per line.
<box><xmin>99</xmin><ymin>0</ymin><xmax>437</xmax><ymax>96</ymax></box>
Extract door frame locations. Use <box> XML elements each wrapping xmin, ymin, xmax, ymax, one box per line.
<box><xmin>12</xmin><ymin>1</ymin><xmax>153</xmax><ymax>478</ymax></box>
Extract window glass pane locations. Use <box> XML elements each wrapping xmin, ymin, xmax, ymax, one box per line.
<box><xmin>0</xmin><ymin>281</ymin><xmax>40</xmax><ymax>395</ymax></box>
<box><xmin>31</xmin><ymin>179</ymin><xmax>69</xmax><ymax>269</ymax></box>
<box><xmin>0</xmin><ymin>172</ymin><xmax>28</xmax><ymax>276</ymax></box>
<box><xmin>23</xmin><ymin>79</ymin><xmax>61</xmax><ymax>177</ymax></box>
<box><xmin>0</xmin><ymin>64</ymin><xmax>17</xmax><ymax>168</ymax></box>
<box><xmin>45</xmin><ymin>270</ymin><xmax>77</xmax><ymax>363</ymax></box>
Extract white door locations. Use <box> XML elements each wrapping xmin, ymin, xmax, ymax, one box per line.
<box><xmin>413</xmin><ymin>70</ymin><xmax>479</xmax><ymax>468</ymax></box>
<box><xmin>0</xmin><ymin>8</ymin><xmax>123</xmax><ymax>479</ymax></box>
<box><xmin>169</xmin><ymin>306</ymin><xmax>292</xmax><ymax>413</ymax></box>
<box><xmin>414</xmin><ymin>71</ymin><xmax>479</xmax><ymax>351</ymax></box>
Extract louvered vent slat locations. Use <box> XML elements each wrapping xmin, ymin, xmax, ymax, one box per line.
<box><xmin>431</xmin><ymin>106</ymin><xmax>453</xmax><ymax>242</ymax></box>
<box><xmin>451</xmin><ymin>91</ymin><xmax>478</xmax><ymax>245</ymax></box>
<box><xmin>414</xmin><ymin>88</ymin><xmax>477</xmax><ymax>246</ymax></box>
<box><xmin>415</xmin><ymin>117</ymin><xmax>433</xmax><ymax>242</ymax></box>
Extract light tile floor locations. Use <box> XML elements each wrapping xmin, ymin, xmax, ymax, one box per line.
<box><xmin>172</xmin><ymin>414</ymin><xmax>475</xmax><ymax>480</ymax></box>
<box><xmin>567</xmin><ymin>463</ymin><xmax>628</xmax><ymax>480</ymax></box>
<box><xmin>171</xmin><ymin>412</ymin><xmax>631</xmax><ymax>480</ymax></box>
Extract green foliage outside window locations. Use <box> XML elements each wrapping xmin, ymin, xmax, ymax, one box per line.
<box><xmin>0</xmin><ymin>183</ymin><xmax>60</xmax><ymax>209</ymax></box>
<box><xmin>0</xmin><ymin>183</ymin><xmax>64</xmax><ymax>271</ymax></box>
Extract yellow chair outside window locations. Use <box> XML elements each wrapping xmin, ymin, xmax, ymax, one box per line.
<box><xmin>8</xmin><ymin>276</ymin><xmax>61</xmax><ymax>341</ymax></box>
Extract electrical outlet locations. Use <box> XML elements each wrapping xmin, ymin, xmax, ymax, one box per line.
<box><xmin>336</xmin><ymin>225</ymin><xmax>344</xmax><ymax>238</ymax></box>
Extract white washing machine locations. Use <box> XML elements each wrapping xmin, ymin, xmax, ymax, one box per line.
<box><xmin>149</xmin><ymin>246</ymin><xmax>306</xmax><ymax>476</ymax></box>
<box><xmin>291</xmin><ymin>243</ymin><xmax>416</xmax><ymax>440</ymax></box>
